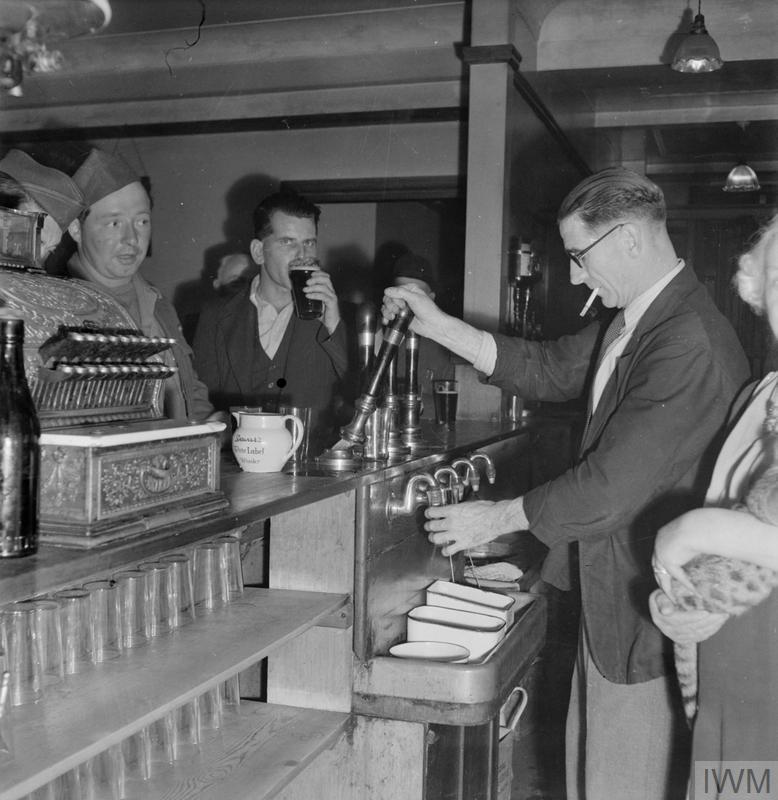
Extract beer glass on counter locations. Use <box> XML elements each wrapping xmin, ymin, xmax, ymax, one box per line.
<box><xmin>433</xmin><ymin>379</ymin><xmax>459</xmax><ymax>430</ymax></box>
<box><xmin>289</xmin><ymin>257</ymin><xmax>324</xmax><ymax>320</ymax></box>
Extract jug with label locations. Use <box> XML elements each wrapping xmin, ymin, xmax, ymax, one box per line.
<box><xmin>231</xmin><ymin>411</ymin><xmax>304</xmax><ymax>473</ymax></box>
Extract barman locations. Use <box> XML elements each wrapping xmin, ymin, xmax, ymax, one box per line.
<box><xmin>382</xmin><ymin>167</ymin><xmax>750</xmax><ymax>800</ymax></box>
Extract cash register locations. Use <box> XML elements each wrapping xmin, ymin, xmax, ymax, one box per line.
<box><xmin>0</xmin><ymin>205</ymin><xmax>227</xmax><ymax>547</ymax></box>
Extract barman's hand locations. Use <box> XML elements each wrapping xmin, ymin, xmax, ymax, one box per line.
<box><xmin>382</xmin><ymin>284</ymin><xmax>448</xmax><ymax>342</ymax></box>
<box><xmin>306</xmin><ymin>271</ymin><xmax>341</xmax><ymax>335</ymax></box>
<box><xmin>425</xmin><ymin>497</ymin><xmax>530</xmax><ymax>557</ymax></box>
<box><xmin>383</xmin><ymin>285</ymin><xmax>485</xmax><ymax>364</ymax></box>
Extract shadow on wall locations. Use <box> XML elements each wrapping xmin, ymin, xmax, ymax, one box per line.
<box><xmin>324</xmin><ymin>242</ymin><xmax>374</xmax><ymax>308</ymax></box>
<box><xmin>323</xmin><ymin>242</ymin><xmax>374</xmax><ymax>373</ymax></box>
<box><xmin>174</xmin><ymin>172</ymin><xmax>277</xmax><ymax>343</ymax></box>
<box><xmin>373</xmin><ymin>240</ymin><xmax>411</xmax><ymax>304</ymax></box>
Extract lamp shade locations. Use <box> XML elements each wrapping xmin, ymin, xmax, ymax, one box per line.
<box><xmin>723</xmin><ymin>164</ymin><xmax>761</xmax><ymax>193</ymax></box>
<box><xmin>671</xmin><ymin>12</ymin><xmax>723</xmax><ymax>73</ymax></box>
<box><xmin>2</xmin><ymin>0</ymin><xmax>112</xmax><ymax>95</ymax></box>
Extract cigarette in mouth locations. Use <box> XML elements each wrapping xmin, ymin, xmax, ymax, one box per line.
<box><xmin>579</xmin><ymin>287</ymin><xmax>599</xmax><ymax>317</ymax></box>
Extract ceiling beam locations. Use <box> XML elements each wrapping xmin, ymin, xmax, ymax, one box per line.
<box><xmin>0</xmin><ymin>81</ymin><xmax>465</xmax><ymax>134</ymax></box>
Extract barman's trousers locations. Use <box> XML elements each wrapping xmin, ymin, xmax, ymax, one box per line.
<box><xmin>565</xmin><ymin>626</ymin><xmax>690</xmax><ymax>800</ymax></box>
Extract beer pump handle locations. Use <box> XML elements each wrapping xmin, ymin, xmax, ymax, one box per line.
<box><xmin>318</xmin><ymin>305</ymin><xmax>414</xmax><ymax>462</ymax></box>
<box><xmin>365</xmin><ymin>305</ymin><xmax>413</xmax><ymax>399</ymax></box>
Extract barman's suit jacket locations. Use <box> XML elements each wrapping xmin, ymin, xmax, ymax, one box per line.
<box><xmin>485</xmin><ymin>265</ymin><xmax>750</xmax><ymax>684</ymax></box>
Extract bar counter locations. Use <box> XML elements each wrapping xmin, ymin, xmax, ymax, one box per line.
<box><xmin>0</xmin><ymin>414</ymin><xmax>575</xmax><ymax>800</ymax></box>
<box><xmin>0</xmin><ymin>417</ymin><xmax>563</xmax><ymax>605</ymax></box>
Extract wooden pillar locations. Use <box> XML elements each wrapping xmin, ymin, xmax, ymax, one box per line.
<box><xmin>457</xmin><ymin>0</ymin><xmax>591</xmax><ymax>420</ymax></box>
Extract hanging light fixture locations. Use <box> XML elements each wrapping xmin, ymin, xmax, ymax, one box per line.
<box><xmin>723</xmin><ymin>163</ymin><xmax>761</xmax><ymax>193</ymax></box>
<box><xmin>0</xmin><ymin>0</ymin><xmax>112</xmax><ymax>95</ymax></box>
<box><xmin>671</xmin><ymin>0</ymin><xmax>723</xmax><ymax>73</ymax></box>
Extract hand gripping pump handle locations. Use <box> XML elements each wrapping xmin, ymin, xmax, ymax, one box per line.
<box><xmin>334</xmin><ymin>304</ymin><xmax>414</xmax><ymax>449</ymax></box>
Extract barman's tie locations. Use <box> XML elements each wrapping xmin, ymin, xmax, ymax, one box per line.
<box><xmin>581</xmin><ymin>308</ymin><xmax>626</xmax><ymax>446</ymax></box>
<box><xmin>596</xmin><ymin>308</ymin><xmax>626</xmax><ymax>370</ymax></box>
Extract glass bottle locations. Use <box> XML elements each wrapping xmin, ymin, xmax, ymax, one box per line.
<box><xmin>0</xmin><ymin>317</ymin><xmax>40</xmax><ymax>557</ymax></box>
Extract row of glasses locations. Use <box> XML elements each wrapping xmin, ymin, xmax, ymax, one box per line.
<box><xmin>0</xmin><ymin>535</ymin><xmax>244</xmax><ymax>708</ymax></box>
<box><xmin>2</xmin><ymin>536</ymin><xmax>245</xmax><ymax>796</ymax></box>
<box><xmin>18</xmin><ymin>679</ymin><xmax>242</xmax><ymax>800</ymax></box>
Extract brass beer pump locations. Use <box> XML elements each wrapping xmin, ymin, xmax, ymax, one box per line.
<box><xmin>318</xmin><ymin>304</ymin><xmax>413</xmax><ymax>469</ymax></box>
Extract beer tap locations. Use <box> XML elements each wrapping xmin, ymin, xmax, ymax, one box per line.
<box><xmin>383</xmin><ymin>352</ymin><xmax>411</xmax><ymax>458</ymax></box>
<box><xmin>358</xmin><ymin>304</ymin><xmax>387</xmax><ymax>462</ymax></box>
<box><xmin>433</xmin><ymin>465</ymin><xmax>463</xmax><ymax>503</ymax></box>
<box><xmin>470</xmin><ymin>451</ymin><xmax>497</xmax><ymax>485</ymax></box>
<box><xmin>451</xmin><ymin>456</ymin><xmax>479</xmax><ymax>496</ymax></box>
<box><xmin>318</xmin><ymin>305</ymin><xmax>413</xmax><ymax>469</ymax></box>
<box><xmin>400</xmin><ymin>331</ymin><xmax>423</xmax><ymax>450</ymax></box>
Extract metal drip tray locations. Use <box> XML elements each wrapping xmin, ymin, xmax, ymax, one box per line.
<box><xmin>352</xmin><ymin>593</ymin><xmax>545</xmax><ymax>726</ymax></box>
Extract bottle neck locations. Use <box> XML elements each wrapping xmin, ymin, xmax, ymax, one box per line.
<box><xmin>0</xmin><ymin>319</ymin><xmax>26</xmax><ymax>377</ymax></box>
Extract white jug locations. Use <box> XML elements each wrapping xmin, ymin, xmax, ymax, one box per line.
<box><xmin>231</xmin><ymin>411</ymin><xmax>304</xmax><ymax>473</ymax></box>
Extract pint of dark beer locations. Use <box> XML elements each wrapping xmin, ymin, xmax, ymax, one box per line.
<box><xmin>289</xmin><ymin>257</ymin><xmax>324</xmax><ymax>320</ymax></box>
<box><xmin>433</xmin><ymin>379</ymin><xmax>458</xmax><ymax>430</ymax></box>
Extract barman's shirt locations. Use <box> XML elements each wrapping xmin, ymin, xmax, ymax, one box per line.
<box><xmin>249</xmin><ymin>274</ymin><xmax>294</xmax><ymax>359</ymax></box>
<box><xmin>590</xmin><ymin>259</ymin><xmax>683</xmax><ymax>411</ymax></box>
<box><xmin>473</xmin><ymin>260</ymin><xmax>685</xmax><ymax>413</ymax></box>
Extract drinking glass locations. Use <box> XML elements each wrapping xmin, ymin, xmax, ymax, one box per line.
<box><xmin>83</xmin><ymin>580</ymin><xmax>121</xmax><ymax>662</ymax></box>
<box><xmin>199</xmin><ymin>686</ymin><xmax>223</xmax><ymax>732</ymax></box>
<box><xmin>113</xmin><ymin>570</ymin><xmax>149</xmax><ymax>649</ymax></box>
<box><xmin>167</xmin><ymin>700</ymin><xmax>201</xmax><ymax>760</ymax></box>
<box><xmin>158</xmin><ymin>553</ymin><xmax>195</xmax><ymax>629</ymax></box>
<box><xmin>1</xmin><ymin>603</ymin><xmax>42</xmax><ymax>706</ymax></box>
<box><xmin>137</xmin><ymin>562</ymin><xmax>170</xmax><ymax>638</ymax></box>
<box><xmin>212</xmin><ymin>535</ymin><xmax>244</xmax><ymax>599</ymax></box>
<box><xmin>146</xmin><ymin>716</ymin><xmax>174</xmax><ymax>774</ymax></box>
<box><xmin>278</xmin><ymin>405</ymin><xmax>312</xmax><ymax>467</ymax></box>
<box><xmin>289</xmin><ymin>258</ymin><xmax>323</xmax><ymax>319</ymax></box>
<box><xmin>433</xmin><ymin>379</ymin><xmax>459</xmax><ymax>430</ymax></box>
<box><xmin>0</xmin><ymin>668</ymin><xmax>12</xmax><ymax>762</ymax></box>
<box><xmin>220</xmin><ymin>674</ymin><xmax>241</xmax><ymax>714</ymax></box>
<box><xmin>193</xmin><ymin>543</ymin><xmax>229</xmax><ymax>611</ymax></box>
<box><xmin>51</xmin><ymin>589</ymin><xmax>92</xmax><ymax>674</ymax></box>
<box><xmin>21</xmin><ymin>599</ymin><xmax>63</xmax><ymax>687</ymax></box>
<box><xmin>88</xmin><ymin>743</ymin><xmax>126</xmax><ymax>800</ymax></box>
<box><xmin>120</xmin><ymin>727</ymin><xmax>151</xmax><ymax>783</ymax></box>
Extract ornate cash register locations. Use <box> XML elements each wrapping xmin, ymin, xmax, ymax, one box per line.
<box><xmin>0</xmin><ymin>207</ymin><xmax>227</xmax><ymax>548</ymax></box>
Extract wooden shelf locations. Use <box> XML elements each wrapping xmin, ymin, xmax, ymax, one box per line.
<box><xmin>0</xmin><ymin>588</ymin><xmax>348</xmax><ymax>800</ymax></box>
<box><xmin>127</xmin><ymin>702</ymin><xmax>349</xmax><ymax>800</ymax></box>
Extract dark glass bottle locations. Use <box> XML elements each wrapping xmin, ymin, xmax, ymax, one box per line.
<box><xmin>0</xmin><ymin>317</ymin><xmax>40</xmax><ymax>557</ymax></box>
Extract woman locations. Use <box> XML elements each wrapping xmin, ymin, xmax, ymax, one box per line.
<box><xmin>650</xmin><ymin>214</ymin><xmax>778</xmax><ymax>786</ymax></box>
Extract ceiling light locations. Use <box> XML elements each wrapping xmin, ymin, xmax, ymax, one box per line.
<box><xmin>0</xmin><ymin>0</ymin><xmax>112</xmax><ymax>94</ymax></box>
<box><xmin>723</xmin><ymin>163</ymin><xmax>761</xmax><ymax>193</ymax></box>
<box><xmin>671</xmin><ymin>0</ymin><xmax>723</xmax><ymax>73</ymax></box>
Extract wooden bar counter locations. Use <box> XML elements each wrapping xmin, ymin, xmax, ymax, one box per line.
<box><xmin>0</xmin><ymin>417</ymin><xmax>569</xmax><ymax>800</ymax></box>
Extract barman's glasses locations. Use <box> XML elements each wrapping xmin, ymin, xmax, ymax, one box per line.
<box><xmin>567</xmin><ymin>223</ymin><xmax>624</xmax><ymax>269</ymax></box>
